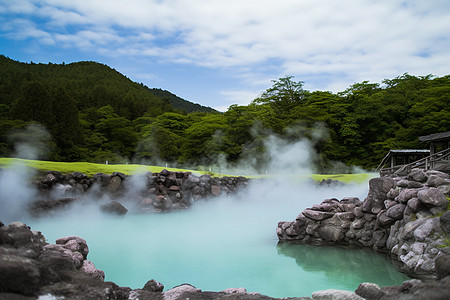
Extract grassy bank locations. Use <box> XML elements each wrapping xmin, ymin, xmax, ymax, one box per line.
<box><xmin>0</xmin><ymin>158</ymin><xmax>375</xmax><ymax>183</ymax></box>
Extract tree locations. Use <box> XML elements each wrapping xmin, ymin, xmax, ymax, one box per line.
<box><xmin>253</xmin><ymin>76</ymin><xmax>307</xmax><ymax>113</ymax></box>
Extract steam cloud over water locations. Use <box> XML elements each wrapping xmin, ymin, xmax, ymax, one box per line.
<box><xmin>0</xmin><ymin>131</ymin><xmax>402</xmax><ymax>298</ymax></box>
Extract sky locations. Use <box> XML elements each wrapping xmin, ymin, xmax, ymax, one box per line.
<box><xmin>1</xmin><ymin>0</ymin><xmax>449</xmax><ymax>112</ymax></box>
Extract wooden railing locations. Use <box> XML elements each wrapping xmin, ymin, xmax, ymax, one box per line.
<box><xmin>379</xmin><ymin>148</ymin><xmax>450</xmax><ymax>176</ymax></box>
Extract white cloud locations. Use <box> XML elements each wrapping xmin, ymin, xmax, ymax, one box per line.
<box><xmin>1</xmin><ymin>0</ymin><xmax>449</xmax><ymax>99</ymax></box>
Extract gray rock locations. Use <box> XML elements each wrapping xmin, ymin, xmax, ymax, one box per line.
<box><xmin>427</xmin><ymin>170</ymin><xmax>450</xmax><ymax>178</ymax></box>
<box><xmin>436</xmin><ymin>254</ymin><xmax>450</xmax><ymax>279</ymax></box>
<box><xmin>81</xmin><ymin>260</ymin><xmax>105</xmax><ymax>280</ymax></box>
<box><xmin>164</xmin><ymin>284</ymin><xmax>200</xmax><ymax>300</ymax></box>
<box><xmin>407</xmin><ymin>197</ymin><xmax>423</xmax><ymax>213</ymax></box>
<box><xmin>440</xmin><ymin>210</ymin><xmax>450</xmax><ymax>233</ymax></box>
<box><xmin>363</xmin><ymin>177</ymin><xmax>395</xmax><ymax>213</ymax></box>
<box><xmin>386</xmin><ymin>204</ymin><xmax>406</xmax><ymax>220</ymax></box>
<box><xmin>355</xmin><ymin>282</ymin><xmax>385</xmax><ymax>299</ymax></box>
<box><xmin>427</xmin><ymin>174</ymin><xmax>450</xmax><ymax>187</ymax></box>
<box><xmin>318</xmin><ymin>225</ymin><xmax>344</xmax><ymax>242</ymax></box>
<box><xmin>142</xmin><ymin>279</ymin><xmax>164</xmax><ymax>292</ymax></box>
<box><xmin>396</xmin><ymin>188</ymin><xmax>418</xmax><ymax>203</ymax></box>
<box><xmin>107</xmin><ymin>175</ymin><xmax>122</xmax><ymax>193</ymax></box>
<box><xmin>100</xmin><ymin>201</ymin><xmax>128</xmax><ymax>215</ymax></box>
<box><xmin>418</xmin><ymin>188</ymin><xmax>448</xmax><ymax>208</ymax></box>
<box><xmin>312</xmin><ymin>289</ymin><xmax>364</xmax><ymax>300</ymax></box>
<box><xmin>377</xmin><ymin>211</ymin><xmax>395</xmax><ymax>227</ymax></box>
<box><xmin>0</xmin><ymin>254</ymin><xmax>41</xmax><ymax>295</ymax></box>
<box><xmin>413</xmin><ymin>218</ymin><xmax>440</xmax><ymax>242</ymax></box>
<box><xmin>302</xmin><ymin>209</ymin><xmax>334</xmax><ymax>221</ymax></box>
<box><xmin>408</xmin><ymin>169</ymin><xmax>428</xmax><ymax>183</ymax></box>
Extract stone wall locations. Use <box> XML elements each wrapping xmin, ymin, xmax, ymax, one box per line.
<box><xmin>32</xmin><ymin>169</ymin><xmax>249</xmax><ymax>215</ymax></box>
<box><xmin>277</xmin><ymin>169</ymin><xmax>450</xmax><ymax>279</ymax></box>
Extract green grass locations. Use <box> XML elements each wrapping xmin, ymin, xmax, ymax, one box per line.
<box><xmin>0</xmin><ymin>158</ymin><xmax>200</xmax><ymax>177</ymax></box>
<box><xmin>0</xmin><ymin>157</ymin><xmax>375</xmax><ymax>182</ymax></box>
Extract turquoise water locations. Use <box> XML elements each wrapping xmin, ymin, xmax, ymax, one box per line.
<box><xmin>27</xmin><ymin>182</ymin><xmax>410</xmax><ymax>298</ymax></box>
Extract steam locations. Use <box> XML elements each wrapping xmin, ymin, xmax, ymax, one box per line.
<box><xmin>0</xmin><ymin>124</ymin><xmax>51</xmax><ymax>223</ymax></box>
<box><xmin>8</xmin><ymin>123</ymin><xmax>52</xmax><ymax>160</ymax></box>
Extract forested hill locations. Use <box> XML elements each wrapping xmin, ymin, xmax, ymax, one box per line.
<box><xmin>0</xmin><ymin>54</ymin><xmax>449</xmax><ymax>171</ymax></box>
<box><xmin>0</xmin><ymin>55</ymin><xmax>216</xmax><ymax>115</ymax></box>
<box><xmin>149</xmin><ymin>88</ymin><xmax>216</xmax><ymax>114</ymax></box>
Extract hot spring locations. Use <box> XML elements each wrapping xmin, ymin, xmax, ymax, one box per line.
<box><xmin>24</xmin><ymin>177</ymin><xmax>410</xmax><ymax>298</ymax></box>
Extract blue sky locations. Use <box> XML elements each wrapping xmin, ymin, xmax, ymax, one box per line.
<box><xmin>1</xmin><ymin>0</ymin><xmax>449</xmax><ymax>111</ymax></box>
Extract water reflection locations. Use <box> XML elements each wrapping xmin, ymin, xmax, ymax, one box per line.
<box><xmin>276</xmin><ymin>242</ymin><xmax>410</xmax><ymax>287</ymax></box>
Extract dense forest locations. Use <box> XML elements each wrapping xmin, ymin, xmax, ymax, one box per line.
<box><xmin>0</xmin><ymin>55</ymin><xmax>449</xmax><ymax>172</ymax></box>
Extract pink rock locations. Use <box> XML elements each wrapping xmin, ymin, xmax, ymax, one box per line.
<box><xmin>211</xmin><ymin>185</ymin><xmax>221</xmax><ymax>196</ymax></box>
<box><xmin>81</xmin><ymin>260</ymin><xmax>105</xmax><ymax>280</ymax></box>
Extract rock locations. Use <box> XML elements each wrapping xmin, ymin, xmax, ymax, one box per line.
<box><xmin>222</xmin><ymin>287</ymin><xmax>248</xmax><ymax>294</ymax></box>
<box><xmin>142</xmin><ymin>279</ymin><xmax>164</xmax><ymax>292</ymax></box>
<box><xmin>81</xmin><ymin>260</ymin><xmax>105</xmax><ymax>280</ymax></box>
<box><xmin>302</xmin><ymin>209</ymin><xmax>334</xmax><ymax>221</ymax></box>
<box><xmin>413</xmin><ymin>218</ymin><xmax>440</xmax><ymax>242</ymax></box>
<box><xmin>408</xmin><ymin>169</ymin><xmax>428</xmax><ymax>183</ymax></box>
<box><xmin>407</xmin><ymin>197</ymin><xmax>423</xmax><ymax>213</ymax></box>
<box><xmin>386</xmin><ymin>204</ymin><xmax>406</xmax><ymax>220</ymax></box>
<box><xmin>39</xmin><ymin>249</ymin><xmax>77</xmax><ymax>271</ymax></box>
<box><xmin>164</xmin><ymin>284</ymin><xmax>200</xmax><ymax>300</ymax></box>
<box><xmin>160</xmin><ymin>169</ymin><xmax>171</xmax><ymax>177</ymax></box>
<box><xmin>377</xmin><ymin>211</ymin><xmax>395</xmax><ymax>227</ymax></box>
<box><xmin>318</xmin><ymin>224</ymin><xmax>344</xmax><ymax>242</ymax></box>
<box><xmin>427</xmin><ymin>175</ymin><xmax>450</xmax><ymax>187</ymax></box>
<box><xmin>0</xmin><ymin>254</ymin><xmax>41</xmax><ymax>295</ymax></box>
<box><xmin>107</xmin><ymin>175</ymin><xmax>122</xmax><ymax>193</ymax></box>
<box><xmin>435</xmin><ymin>254</ymin><xmax>450</xmax><ymax>279</ymax></box>
<box><xmin>418</xmin><ymin>188</ymin><xmax>448</xmax><ymax>208</ymax></box>
<box><xmin>100</xmin><ymin>201</ymin><xmax>128</xmax><ymax>215</ymax></box>
<box><xmin>355</xmin><ymin>282</ymin><xmax>385</xmax><ymax>299</ymax></box>
<box><xmin>211</xmin><ymin>185</ymin><xmax>221</xmax><ymax>196</ymax></box>
<box><xmin>363</xmin><ymin>177</ymin><xmax>395</xmax><ymax>213</ymax></box>
<box><xmin>440</xmin><ymin>211</ymin><xmax>450</xmax><ymax>233</ymax></box>
<box><xmin>312</xmin><ymin>289</ymin><xmax>364</xmax><ymax>300</ymax></box>
<box><xmin>396</xmin><ymin>189</ymin><xmax>418</xmax><ymax>203</ymax></box>
<box><xmin>56</xmin><ymin>236</ymin><xmax>89</xmax><ymax>258</ymax></box>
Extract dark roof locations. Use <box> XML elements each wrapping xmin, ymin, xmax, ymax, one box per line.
<box><xmin>419</xmin><ymin>131</ymin><xmax>450</xmax><ymax>142</ymax></box>
<box><xmin>376</xmin><ymin>149</ymin><xmax>430</xmax><ymax>171</ymax></box>
<box><xmin>388</xmin><ymin>150</ymin><xmax>430</xmax><ymax>154</ymax></box>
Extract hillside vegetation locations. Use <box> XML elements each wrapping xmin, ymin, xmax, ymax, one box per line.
<box><xmin>0</xmin><ymin>55</ymin><xmax>449</xmax><ymax>171</ymax></box>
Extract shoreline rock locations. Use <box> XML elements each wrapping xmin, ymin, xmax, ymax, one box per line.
<box><xmin>277</xmin><ymin>169</ymin><xmax>450</xmax><ymax>280</ymax></box>
<box><xmin>30</xmin><ymin>170</ymin><xmax>250</xmax><ymax>216</ymax></box>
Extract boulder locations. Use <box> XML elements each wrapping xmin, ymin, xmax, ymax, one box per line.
<box><xmin>142</xmin><ymin>279</ymin><xmax>164</xmax><ymax>292</ymax></box>
<box><xmin>81</xmin><ymin>260</ymin><xmax>105</xmax><ymax>280</ymax></box>
<box><xmin>418</xmin><ymin>188</ymin><xmax>448</xmax><ymax>208</ymax></box>
<box><xmin>100</xmin><ymin>201</ymin><xmax>128</xmax><ymax>215</ymax></box>
<box><xmin>435</xmin><ymin>254</ymin><xmax>450</xmax><ymax>279</ymax></box>
<box><xmin>355</xmin><ymin>282</ymin><xmax>385</xmax><ymax>299</ymax></box>
<box><xmin>386</xmin><ymin>204</ymin><xmax>406</xmax><ymax>220</ymax></box>
<box><xmin>107</xmin><ymin>175</ymin><xmax>122</xmax><ymax>193</ymax></box>
<box><xmin>164</xmin><ymin>284</ymin><xmax>200</xmax><ymax>300</ymax></box>
<box><xmin>0</xmin><ymin>254</ymin><xmax>41</xmax><ymax>295</ymax></box>
<box><xmin>440</xmin><ymin>210</ymin><xmax>450</xmax><ymax>233</ymax></box>
<box><xmin>427</xmin><ymin>175</ymin><xmax>450</xmax><ymax>187</ymax></box>
<box><xmin>302</xmin><ymin>209</ymin><xmax>334</xmax><ymax>221</ymax></box>
<box><xmin>408</xmin><ymin>169</ymin><xmax>428</xmax><ymax>183</ymax></box>
<box><xmin>363</xmin><ymin>177</ymin><xmax>395</xmax><ymax>214</ymax></box>
<box><xmin>312</xmin><ymin>289</ymin><xmax>364</xmax><ymax>300</ymax></box>
<box><xmin>396</xmin><ymin>188</ymin><xmax>419</xmax><ymax>203</ymax></box>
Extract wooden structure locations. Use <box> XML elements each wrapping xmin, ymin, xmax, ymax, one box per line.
<box><xmin>377</xmin><ymin>131</ymin><xmax>450</xmax><ymax>176</ymax></box>
<box><xmin>377</xmin><ymin>150</ymin><xmax>430</xmax><ymax>176</ymax></box>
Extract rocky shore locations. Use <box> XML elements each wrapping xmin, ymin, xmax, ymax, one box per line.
<box><xmin>31</xmin><ymin>169</ymin><xmax>249</xmax><ymax>215</ymax></box>
<box><xmin>1</xmin><ymin>220</ymin><xmax>450</xmax><ymax>300</ymax></box>
<box><xmin>277</xmin><ymin>168</ymin><xmax>450</xmax><ymax>298</ymax></box>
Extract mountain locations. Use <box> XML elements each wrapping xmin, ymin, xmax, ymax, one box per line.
<box><xmin>149</xmin><ymin>88</ymin><xmax>216</xmax><ymax>113</ymax></box>
<box><xmin>0</xmin><ymin>55</ymin><xmax>217</xmax><ymax>117</ymax></box>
